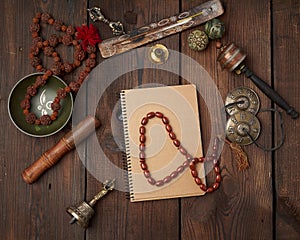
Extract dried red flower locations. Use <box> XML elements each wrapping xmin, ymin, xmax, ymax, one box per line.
<box><xmin>75</xmin><ymin>24</ymin><xmax>102</xmax><ymax>51</ymax></box>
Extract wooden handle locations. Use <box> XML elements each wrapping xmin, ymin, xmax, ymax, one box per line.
<box><xmin>242</xmin><ymin>66</ymin><xmax>299</xmax><ymax>119</ymax></box>
<box><xmin>22</xmin><ymin>116</ymin><xmax>100</xmax><ymax>184</ymax></box>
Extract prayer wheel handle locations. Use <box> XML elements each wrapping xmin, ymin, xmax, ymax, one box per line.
<box><xmin>217</xmin><ymin>42</ymin><xmax>299</xmax><ymax>119</ymax></box>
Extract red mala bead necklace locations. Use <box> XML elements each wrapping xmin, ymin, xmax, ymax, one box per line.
<box><xmin>139</xmin><ymin>111</ymin><xmax>222</xmax><ymax>193</ymax></box>
<box><xmin>21</xmin><ymin>12</ymin><xmax>101</xmax><ymax>125</ymax></box>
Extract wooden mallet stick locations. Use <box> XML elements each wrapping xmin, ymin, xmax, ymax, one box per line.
<box><xmin>22</xmin><ymin>116</ymin><xmax>100</xmax><ymax>184</ymax></box>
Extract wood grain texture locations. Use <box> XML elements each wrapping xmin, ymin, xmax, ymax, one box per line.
<box><xmin>85</xmin><ymin>1</ymin><xmax>180</xmax><ymax>239</ymax></box>
<box><xmin>273</xmin><ymin>0</ymin><xmax>300</xmax><ymax>239</ymax></box>
<box><xmin>1</xmin><ymin>0</ymin><xmax>299</xmax><ymax>239</ymax></box>
<box><xmin>0</xmin><ymin>0</ymin><xmax>87</xmax><ymax>239</ymax></box>
<box><xmin>180</xmin><ymin>0</ymin><xmax>273</xmax><ymax>239</ymax></box>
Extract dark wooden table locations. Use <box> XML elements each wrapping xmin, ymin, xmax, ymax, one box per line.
<box><xmin>1</xmin><ymin>0</ymin><xmax>300</xmax><ymax>239</ymax></box>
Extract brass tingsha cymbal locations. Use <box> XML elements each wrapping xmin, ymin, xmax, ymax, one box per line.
<box><xmin>226</xmin><ymin>111</ymin><xmax>261</xmax><ymax>146</ymax></box>
<box><xmin>225</xmin><ymin>87</ymin><xmax>260</xmax><ymax>116</ymax></box>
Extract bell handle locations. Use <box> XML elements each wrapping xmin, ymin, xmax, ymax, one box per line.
<box><xmin>241</xmin><ymin>66</ymin><xmax>299</xmax><ymax>119</ymax></box>
<box><xmin>22</xmin><ymin>116</ymin><xmax>100</xmax><ymax>184</ymax></box>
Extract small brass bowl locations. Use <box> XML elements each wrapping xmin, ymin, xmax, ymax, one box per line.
<box><xmin>148</xmin><ymin>44</ymin><xmax>169</xmax><ymax>64</ymax></box>
<box><xmin>8</xmin><ymin>73</ymin><xmax>73</xmax><ymax>137</ymax></box>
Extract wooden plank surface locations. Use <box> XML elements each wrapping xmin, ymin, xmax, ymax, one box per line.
<box><xmin>0</xmin><ymin>1</ymin><xmax>87</xmax><ymax>239</ymax></box>
<box><xmin>273</xmin><ymin>0</ymin><xmax>300</xmax><ymax>239</ymax></box>
<box><xmin>85</xmin><ymin>1</ymin><xmax>180</xmax><ymax>239</ymax></box>
<box><xmin>0</xmin><ymin>0</ymin><xmax>299</xmax><ymax>239</ymax></box>
<box><xmin>180</xmin><ymin>0</ymin><xmax>273</xmax><ymax>239</ymax></box>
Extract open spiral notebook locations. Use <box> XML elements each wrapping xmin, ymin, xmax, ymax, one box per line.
<box><xmin>121</xmin><ymin>84</ymin><xmax>206</xmax><ymax>202</ymax></box>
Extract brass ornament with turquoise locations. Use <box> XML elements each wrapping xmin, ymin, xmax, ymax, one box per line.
<box><xmin>187</xmin><ymin>30</ymin><xmax>209</xmax><ymax>51</ymax></box>
<box><xmin>205</xmin><ymin>18</ymin><xmax>225</xmax><ymax>39</ymax></box>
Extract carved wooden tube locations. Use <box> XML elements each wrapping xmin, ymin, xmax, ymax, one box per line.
<box><xmin>22</xmin><ymin>116</ymin><xmax>101</xmax><ymax>184</ymax></box>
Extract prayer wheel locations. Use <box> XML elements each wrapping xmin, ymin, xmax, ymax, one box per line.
<box><xmin>217</xmin><ymin>42</ymin><xmax>246</xmax><ymax>72</ymax></box>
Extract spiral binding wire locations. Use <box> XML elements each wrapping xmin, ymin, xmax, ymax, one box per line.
<box><xmin>120</xmin><ymin>90</ymin><xmax>135</xmax><ymax>201</ymax></box>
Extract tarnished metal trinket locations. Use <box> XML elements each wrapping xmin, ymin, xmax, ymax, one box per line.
<box><xmin>88</xmin><ymin>7</ymin><xmax>125</xmax><ymax>36</ymax></box>
<box><xmin>67</xmin><ymin>179</ymin><xmax>115</xmax><ymax>228</ymax></box>
<box><xmin>217</xmin><ymin>42</ymin><xmax>246</xmax><ymax>71</ymax></box>
<box><xmin>187</xmin><ymin>30</ymin><xmax>209</xmax><ymax>51</ymax></box>
<box><xmin>205</xmin><ymin>18</ymin><xmax>225</xmax><ymax>39</ymax></box>
<box><xmin>148</xmin><ymin>44</ymin><xmax>169</xmax><ymax>64</ymax></box>
<box><xmin>225</xmin><ymin>87</ymin><xmax>260</xmax><ymax>116</ymax></box>
<box><xmin>226</xmin><ymin>111</ymin><xmax>261</xmax><ymax>146</ymax></box>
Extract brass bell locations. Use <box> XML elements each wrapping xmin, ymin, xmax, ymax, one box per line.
<box><xmin>66</xmin><ymin>179</ymin><xmax>115</xmax><ymax>228</ymax></box>
<box><xmin>67</xmin><ymin>201</ymin><xmax>95</xmax><ymax>229</ymax></box>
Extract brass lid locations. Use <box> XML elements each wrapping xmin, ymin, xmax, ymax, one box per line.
<box><xmin>148</xmin><ymin>44</ymin><xmax>169</xmax><ymax>64</ymax></box>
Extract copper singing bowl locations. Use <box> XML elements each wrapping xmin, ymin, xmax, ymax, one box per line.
<box><xmin>8</xmin><ymin>73</ymin><xmax>73</xmax><ymax>137</ymax></box>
